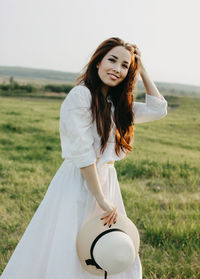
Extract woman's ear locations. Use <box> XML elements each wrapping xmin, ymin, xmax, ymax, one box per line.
<box><xmin>96</xmin><ymin>63</ymin><xmax>99</xmax><ymax>69</ymax></box>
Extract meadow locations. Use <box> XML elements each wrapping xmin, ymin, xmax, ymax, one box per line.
<box><xmin>0</xmin><ymin>94</ymin><xmax>199</xmax><ymax>278</ymax></box>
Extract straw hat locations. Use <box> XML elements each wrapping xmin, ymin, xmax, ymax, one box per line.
<box><xmin>76</xmin><ymin>213</ymin><xmax>140</xmax><ymax>278</ymax></box>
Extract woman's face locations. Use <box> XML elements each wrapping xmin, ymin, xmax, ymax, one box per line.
<box><xmin>97</xmin><ymin>46</ymin><xmax>132</xmax><ymax>87</ymax></box>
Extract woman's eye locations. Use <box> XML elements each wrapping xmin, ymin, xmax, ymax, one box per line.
<box><xmin>108</xmin><ymin>58</ymin><xmax>128</xmax><ymax>69</ymax></box>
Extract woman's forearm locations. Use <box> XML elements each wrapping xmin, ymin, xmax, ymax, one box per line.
<box><xmin>80</xmin><ymin>163</ymin><xmax>105</xmax><ymax>202</ymax></box>
<box><xmin>133</xmin><ymin>45</ymin><xmax>162</xmax><ymax>100</ymax></box>
<box><xmin>139</xmin><ymin>63</ymin><xmax>163</xmax><ymax>100</ymax></box>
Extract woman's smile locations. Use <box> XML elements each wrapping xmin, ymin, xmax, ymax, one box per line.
<box><xmin>108</xmin><ymin>73</ymin><xmax>119</xmax><ymax>80</ymax></box>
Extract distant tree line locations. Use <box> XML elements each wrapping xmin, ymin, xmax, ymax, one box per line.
<box><xmin>43</xmin><ymin>84</ymin><xmax>73</xmax><ymax>93</ymax></box>
<box><xmin>0</xmin><ymin>76</ymin><xmax>74</xmax><ymax>95</ymax></box>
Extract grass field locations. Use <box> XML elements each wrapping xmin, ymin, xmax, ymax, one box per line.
<box><xmin>0</xmin><ymin>94</ymin><xmax>199</xmax><ymax>278</ymax></box>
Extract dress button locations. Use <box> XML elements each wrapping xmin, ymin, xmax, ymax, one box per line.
<box><xmin>106</xmin><ymin>95</ymin><xmax>112</xmax><ymax>104</ymax></box>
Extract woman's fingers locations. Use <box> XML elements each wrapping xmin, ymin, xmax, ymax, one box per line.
<box><xmin>102</xmin><ymin>212</ymin><xmax>114</xmax><ymax>227</ymax></box>
<box><xmin>112</xmin><ymin>211</ymin><xmax>119</xmax><ymax>223</ymax></box>
<box><xmin>107</xmin><ymin>212</ymin><xmax>117</xmax><ymax>227</ymax></box>
<box><xmin>101</xmin><ymin>211</ymin><xmax>113</xmax><ymax>219</ymax></box>
<box><xmin>98</xmin><ymin>200</ymin><xmax>118</xmax><ymax>227</ymax></box>
<box><xmin>101</xmin><ymin>209</ymin><xmax>119</xmax><ymax>227</ymax></box>
<box><xmin>101</xmin><ymin>210</ymin><xmax>115</xmax><ymax>222</ymax></box>
<box><xmin>132</xmin><ymin>44</ymin><xmax>141</xmax><ymax>57</ymax></box>
<box><xmin>101</xmin><ymin>206</ymin><xmax>116</xmax><ymax>218</ymax></box>
<box><xmin>108</xmin><ymin>210</ymin><xmax>119</xmax><ymax>226</ymax></box>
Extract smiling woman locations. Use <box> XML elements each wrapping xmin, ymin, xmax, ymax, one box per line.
<box><xmin>0</xmin><ymin>37</ymin><xmax>167</xmax><ymax>279</ymax></box>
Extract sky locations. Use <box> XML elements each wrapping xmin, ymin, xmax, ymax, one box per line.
<box><xmin>0</xmin><ymin>0</ymin><xmax>200</xmax><ymax>86</ymax></box>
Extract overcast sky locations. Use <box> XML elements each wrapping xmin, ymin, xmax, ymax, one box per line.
<box><xmin>0</xmin><ymin>0</ymin><xmax>199</xmax><ymax>86</ymax></box>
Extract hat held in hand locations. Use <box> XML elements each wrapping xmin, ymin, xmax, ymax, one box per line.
<box><xmin>76</xmin><ymin>213</ymin><xmax>140</xmax><ymax>278</ymax></box>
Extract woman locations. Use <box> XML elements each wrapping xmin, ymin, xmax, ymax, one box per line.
<box><xmin>0</xmin><ymin>37</ymin><xmax>167</xmax><ymax>279</ymax></box>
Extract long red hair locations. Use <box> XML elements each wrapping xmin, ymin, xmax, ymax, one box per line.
<box><xmin>76</xmin><ymin>37</ymin><xmax>139</xmax><ymax>157</ymax></box>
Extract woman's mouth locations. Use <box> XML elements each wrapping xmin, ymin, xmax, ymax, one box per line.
<box><xmin>108</xmin><ymin>73</ymin><xmax>119</xmax><ymax>80</ymax></box>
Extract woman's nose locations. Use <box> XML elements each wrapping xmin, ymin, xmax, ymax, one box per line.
<box><xmin>113</xmin><ymin>63</ymin><xmax>120</xmax><ymax>73</ymax></box>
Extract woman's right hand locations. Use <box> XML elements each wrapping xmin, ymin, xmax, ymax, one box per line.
<box><xmin>97</xmin><ymin>197</ymin><xmax>119</xmax><ymax>227</ymax></box>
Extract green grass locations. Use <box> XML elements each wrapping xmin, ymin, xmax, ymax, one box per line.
<box><xmin>0</xmin><ymin>95</ymin><xmax>199</xmax><ymax>278</ymax></box>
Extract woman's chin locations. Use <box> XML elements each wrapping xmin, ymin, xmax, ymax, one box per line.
<box><xmin>103</xmin><ymin>79</ymin><xmax>121</xmax><ymax>87</ymax></box>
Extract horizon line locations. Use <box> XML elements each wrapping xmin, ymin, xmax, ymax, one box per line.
<box><xmin>0</xmin><ymin>64</ymin><xmax>199</xmax><ymax>88</ymax></box>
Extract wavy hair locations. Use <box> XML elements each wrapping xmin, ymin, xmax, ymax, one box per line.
<box><xmin>76</xmin><ymin>37</ymin><xmax>139</xmax><ymax>157</ymax></box>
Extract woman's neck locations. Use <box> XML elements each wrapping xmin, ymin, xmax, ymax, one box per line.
<box><xmin>101</xmin><ymin>84</ymin><xmax>109</xmax><ymax>98</ymax></box>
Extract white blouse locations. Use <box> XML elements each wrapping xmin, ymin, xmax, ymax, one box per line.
<box><xmin>59</xmin><ymin>85</ymin><xmax>168</xmax><ymax>169</ymax></box>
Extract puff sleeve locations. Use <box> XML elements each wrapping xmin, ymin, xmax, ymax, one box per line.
<box><xmin>133</xmin><ymin>93</ymin><xmax>168</xmax><ymax>124</ymax></box>
<box><xmin>59</xmin><ymin>85</ymin><xmax>97</xmax><ymax>168</ymax></box>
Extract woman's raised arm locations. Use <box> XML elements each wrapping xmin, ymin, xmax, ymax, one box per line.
<box><xmin>133</xmin><ymin>46</ymin><xmax>168</xmax><ymax>124</ymax></box>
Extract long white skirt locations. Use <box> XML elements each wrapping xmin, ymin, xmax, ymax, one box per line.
<box><xmin>0</xmin><ymin>159</ymin><xmax>142</xmax><ymax>279</ymax></box>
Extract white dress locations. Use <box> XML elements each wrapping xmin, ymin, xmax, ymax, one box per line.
<box><xmin>0</xmin><ymin>85</ymin><xmax>168</xmax><ymax>279</ymax></box>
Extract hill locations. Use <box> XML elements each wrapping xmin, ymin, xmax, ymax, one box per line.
<box><xmin>0</xmin><ymin>66</ymin><xmax>200</xmax><ymax>97</ymax></box>
<box><xmin>0</xmin><ymin>66</ymin><xmax>78</xmax><ymax>85</ymax></box>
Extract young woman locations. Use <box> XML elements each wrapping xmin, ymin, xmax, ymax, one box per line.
<box><xmin>0</xmin><ymin>37</ymin><xmax>167</xmax><ymax>279</ymax></box>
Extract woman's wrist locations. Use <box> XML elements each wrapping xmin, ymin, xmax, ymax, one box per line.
<box><xmin>139</xmin><ymin>61</ymin><xmax>146</xmax><ymax>75</ymax></box>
